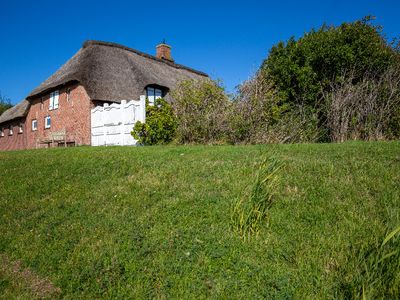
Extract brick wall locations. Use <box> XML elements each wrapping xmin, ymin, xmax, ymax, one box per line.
<box><xmin>0</xmin><ymin>119</ymin><xmax>27</xmax><ymax>151</ymax></box>
<box><xmin>156</xmin><ymin>44</ymin><xmax>173</xmax><ymax>62</ymax></box>
<box><xmin>26</xmin><ymin>84</ymin><xmax>92</xmax><ymax>149</ymax></box>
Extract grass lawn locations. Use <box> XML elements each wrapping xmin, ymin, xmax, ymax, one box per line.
<box><xmin>0</xmin><ymin>142</ymin><xmax>399</xmax><ymax>298</ymax></box>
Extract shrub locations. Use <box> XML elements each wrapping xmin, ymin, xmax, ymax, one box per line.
<box><xmin>230</xmin><ymin>73</ymin><xmax>284</xmax><ymax>143</ymax></box>
<box><xmin>262</xmin><ymin>17</ymin><xmax>399</xmax><ymax>107</ymax></box>
<box><xmin>323</xmin><ymin>67</ymin><xmax>400</xmax><ymax>142</ymax></box>
<box><xmin>232</xmin><ymin>72</ymin><xmax>321</xmax><ymax>144</ymax></box>
<box><xmin>260</xmin><ymin>17</ymin><xmax>400</xmax><ymax>141</ymax></box>
<box><xmin>171</xmin><ymin>79</ymin><xmax>232</xmax><ymax>144</ymax></box>
<box><xmin>131</xmin><ymin>98</ymin><xmax>177</xmax><ymax>145</ymax></box>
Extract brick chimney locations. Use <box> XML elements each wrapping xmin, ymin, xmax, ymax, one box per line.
<box><xmin>156</xmin><ymin>41</ymin><xmax>174</xmax><ymax>62</ymax></box>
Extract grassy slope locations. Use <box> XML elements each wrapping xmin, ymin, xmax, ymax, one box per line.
<box><xmin>0</xmin><ymin>142</ymin><xmax>399</xmax><ymax>298</ymax></box>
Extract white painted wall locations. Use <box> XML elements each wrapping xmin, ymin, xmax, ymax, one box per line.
<box><xmin>91</xmin><ymin>96</ymin><xmax>146</xmax><ymax>146</ymax></box>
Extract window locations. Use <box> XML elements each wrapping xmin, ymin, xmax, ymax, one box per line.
<box><xmin>18</xmin><ymin>123</ymin><xmax>23</xmax><ymax>134</ymax></box>
<box><xmin>66</xmin><ymin>88</ymin><xmax>71</xmax><ymax>103</ymax></box>
<box><xmin>32</xmin><ymin>119</ymin><xmax>38</xmax><ymax>131</ymax></box>
<box><xmin>146</xmin><ymin>87</ymin><xmax>163</xmax><ymax>106</ymax></box>
<box><xmin>8</xmin><ymin>125</ymin><xmax>13</xmax><ymax>136</ymax></box>
<box><xmin>0</xmin><ymin>128</ymin><xmax>4</xmax><ymax>137</ymax></box>
<box><xmin>49</xmin><ymin>90</ymin><xmax>59</xmax><ymax>110</ymax></box>
<box><xmin>44</xmin><ymin>116</ymin><xmax>51</xmax><ymax>129</ymax></box>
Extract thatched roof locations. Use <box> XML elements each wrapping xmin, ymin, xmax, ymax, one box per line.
<box><xmin>0</xmin><ymin>100</ymin><xmax>30</xmax><ymax>125</ymax></box>
<box><xmin>27</xmin><ymin>40</ymin><xmax>208</xmax><ymax>102</ymax></box>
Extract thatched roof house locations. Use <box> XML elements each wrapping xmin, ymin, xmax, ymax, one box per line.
<box><xmin>27</xmin><ymin>40</ymin><xmax>208</xmax><ymax>102</ymax></box>
<box><xmin>0</xmin><ymin>40</ymin><xmax>208</xmax><ymax>150</ymax></box>
<box><xmin>1</xmin><ymin>40</ymin><xmax>208</xmax><ymax>126</ymax></box>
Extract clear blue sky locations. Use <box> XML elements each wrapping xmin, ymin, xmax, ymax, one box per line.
<box><xmin>1</xmin><ymin>0</ymin><xmax>399</xmax><ymax>104</ymax></box>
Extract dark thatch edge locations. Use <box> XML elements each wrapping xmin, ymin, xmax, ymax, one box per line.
<box><xmin>82</xmin><ymin>40</ymin><xmax>208</xmax><ymax>77</ymax></box>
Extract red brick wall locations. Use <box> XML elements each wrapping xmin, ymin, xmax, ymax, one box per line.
<box><xmin>26</xmin><ymin>84</ymin><xmax>92</xmax><ymax>149</ymax></box>
<box><xmin>0</xmin><ymin>119</ymin><xmax>27</xmax><ymax>151</ymax></box>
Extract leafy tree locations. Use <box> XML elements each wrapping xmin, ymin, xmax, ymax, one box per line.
<box><xmin>260</xmin><ymin>16</ymin><xmax>400</xmax><ymax>140</ymax></box>
<box><xmin>131</xmin><ymin>98</ymin><xmax>177</xmax><ymax>145</ymax></box>
<box><xmin>0</xmin><ymin>92</ymin><xmax>12</xmax><ymax>116</ymax></box>
<box><xmin>262</xmin><ymin>17</ymin><xmax>399</xmax><ymax>106</ymax></box>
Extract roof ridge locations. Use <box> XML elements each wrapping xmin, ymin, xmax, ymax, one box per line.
<box><xmin>83</xmin><ymin>40</ymin><xmax>208</xmax><ymax>77</ymax></box>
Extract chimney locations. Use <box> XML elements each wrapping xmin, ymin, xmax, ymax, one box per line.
<box><xmin>156</xmin><ymin>40</ymin><xmax>174</xmax><ymax>62</ymax></box>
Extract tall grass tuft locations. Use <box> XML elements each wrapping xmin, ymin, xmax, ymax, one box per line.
<box><xmin>340</xmin><ymin>225</ymin><xmax>400</xmax><ymax>299</ymax></box>
<box><xmin>231</xmin><ymin>156</ymin><xmax>282</xmax><ymax>240</ymax></box>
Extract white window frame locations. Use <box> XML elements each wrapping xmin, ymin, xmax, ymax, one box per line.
<box><xmin>49</xmin><ymin>90</ymin><xmax>59</xmax><ymax>110</ymax></box>
<box><xmin>32</xmin><ymin>119</ymin><xmax>38</xmax><ymax>131</ymax></box>
<box><xmin>44</xmin><ymin>116</ymin><xmax>51</xmax><ymax>129</ymax></box>
<box><xmin>0</xmin><ymin>128</ymin><xmax>4</xmax><ymax>137</ymax></box>
<box><xmin>18</xmin><ymin>123</ymin><xmax>23</xmax><ymax>134</ymax></box>
<box><xmin>8</xmin><ymin>125</ymin><xmax>13</xmax><ymax>136</ymax></box>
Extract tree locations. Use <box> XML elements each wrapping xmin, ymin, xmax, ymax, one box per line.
<box><xmin>0</xmin><ymin>91</ymin><xmax>12</xmax><ymax>116</ymax></box>
<box><xmin>259</xmin><ymin>17</ymin><xmax>400</xmax><ymax>141</ymax></box>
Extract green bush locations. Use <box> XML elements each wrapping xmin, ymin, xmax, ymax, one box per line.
<box><xmin>131</xmin><ymin>98</ymin><xmax>177</xmax><ymax>145</ymax></box>
<box><xmin>260</xmin><ymin>16</ymin><xmax>400</xmax><ymax>141</ymax></box>
<box><xmin>262</xmin><ymin>16</ymin><xmax>399</xmax><ymax>107</ymax></box>
<box><xmin>232</xmin><ymin>72</ymin><xmax>321</xmax><ymax>144</ymax></box>
<box><xmin>171</xmin><ymin>79</ymin><xmax>232</xmax><ymax>144</ymax></box>
<box><xmin>169</xmin><ymin>18</ymin><xmax>400</xmax><ymax>145</ymax></box>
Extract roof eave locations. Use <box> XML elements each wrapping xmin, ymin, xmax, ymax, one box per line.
<box><xmin>27</xmin><ymin>79</ymin><xmax>80</xmax><ymax>100</ymax></box>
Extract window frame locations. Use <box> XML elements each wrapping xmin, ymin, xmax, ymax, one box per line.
<box><xmin>49</xmin><ymin>90</ymin><xmax>59</xmax><ymax>110</ymax></box>
<box><xmin>0</xmin><ymin>128</ymin><xmax>4</xmax><ymax>137</ymax></box>
<box><xmin>32</xmin><ymin>119</ymin><xmax>38</xmax><ymax>131</ymax></box>
<box><xmin>18</xmin><ymin>123</ymin><xmax>23</xmax><ymax>134</ymax></box>
<box><xmin>146</xmin><ymin>86</ymin><xmax>164</xmax><ymax>106</ymax></box>
<box><xmin>44</xmin><ymin>116</ymin><xmax>51</xmax><ymax>129</ymax></box>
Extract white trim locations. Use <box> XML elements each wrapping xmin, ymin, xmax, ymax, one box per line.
<box><xmin>54</xmin><ymin>90</ymin><xmax>59</xmax><ymax>109</ymax></box>
<box><xmin>44</xmin><ymin>116</ymin><xmax>51</xmax><ymax>129</ymax></box>
<box><xmin>49</xmin><ymin>90</ymin><xmax>59</xmax><ymax>110</ymax></box>
<box><xmin>32</xmin><ymin>119</ymin><xmax>38</xmax><ymax>131</ymax></box>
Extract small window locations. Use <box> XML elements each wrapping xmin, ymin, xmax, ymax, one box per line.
<box><xmin>49</xmin><ymin>91</ymin><xmax>59</xmax><ymax>110</ymax></box>
<box><xmin>18</xmin><ymin>123</ymin><xmax>23</xmax><ymax>134</ymax></box>
<box><xmin>44</xmin><ymin>116</ymin><xmax>51</xmax><ymax>129</ymax></box>
<box><xmin>8</xmin><ymin>125</ymin><xmax>13</xmax><ymax>136</ymax></box>
<box><xmin>0</xmin><ymin>128</ymin><xmax>4</xmax><ymax>137</ymax></box>
<box><xmin>32</xmin><ymin>119</ymin><xmax>38</xmax><ymax>131</ymax></box>
<box><xmin>66</xmin><ymin>88</ymin><xmax>71</xmax><ymax>103</ymax></box>
<box><xmin>146</xmin><ymin>87</ymin><xmax>163</xmax><ymax>106</ymax></box>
